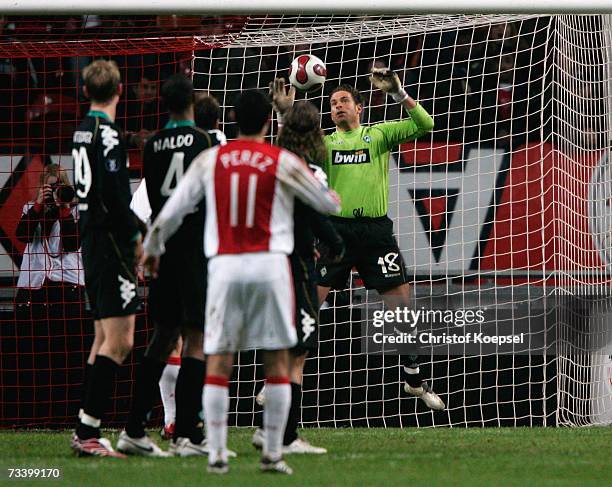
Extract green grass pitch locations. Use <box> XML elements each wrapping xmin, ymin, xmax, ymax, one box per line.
<box><xmin>1</xmin><ymin>427</ymin><xmax>610</xmax><ymax>486</ymax></box>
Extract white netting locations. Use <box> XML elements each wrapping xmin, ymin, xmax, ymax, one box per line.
<box><xmin>1</xmin><ymin>13</ymin><xmax>610</xmax><ymax>429</ymax></box>
<box><xmin>553</xmin><ymin>15</ymin><xmax>612</xmax><ymax>426</ymax></box>
<box><xmin>193</xmin><ymin>14</ymin><xmax>612</xmax><ymax>427</ymax></box>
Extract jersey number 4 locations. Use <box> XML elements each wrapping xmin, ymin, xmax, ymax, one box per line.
<box><xmin>160</xmin><ymin>152</ymin><xmax>185</xmax><ymax>197</ymax></box>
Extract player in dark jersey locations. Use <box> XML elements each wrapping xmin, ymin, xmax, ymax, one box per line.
<box><xmin>117</xmin><ymin>75</ymin><xmax>222</xmax><ymax>457</ymax></box>
<box><xmin>252</xmin><ymin>101</ymin><xmax>344</xmax><ymax>455</ymax></box>
<box><xmin>195</xmin><ymin>92</ymin><xmax>227</xmax><ymax>146</ymax></box>
<box><xmin>71</xmin><ymin>60</ymin><xmax>142</xmax><ymax>458</ymax></box>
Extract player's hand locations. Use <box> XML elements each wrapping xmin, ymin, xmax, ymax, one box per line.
<box><xmin>269</xmin><ymin>77</ymin><xmax>295</xmax><ymax>116</ymax></box>
<box><xmin>134</xmin><ymin>234</ymin><xmax>144</xmax><ymax>265</ymax></box>
<box><xmin>36</xmin><ymin>185</ymin><xmax>53</xmax><ymax>206</ymax></box>
<box><xmin>141</xmin><ymin>253</ymin><xmax>160</xmax><ymax>278</ymax></box>
<box><xmin>369</xmin><ymin>67</ymin><xmax>402</xmax><ymax>95</ymax></box>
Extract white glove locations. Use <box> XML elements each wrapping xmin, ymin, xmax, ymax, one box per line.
<box><xmin>369</xmin><ymin>67</ymin><xmax>408</xmax><ymax>103</ymax></box>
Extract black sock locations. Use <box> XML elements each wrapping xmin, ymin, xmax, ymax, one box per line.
<box><xmin>173</xmin><ymin>357</ymin><xmax>206</xmax><ymax>443</ymax></box>
<box><xmin>401</xmin><ymin>355</ymin><xmax>423</xmax><ymax>387</ymax></box>
<box><xmin>80</xmin><ymin>363</ymin><xmax>94</xmax><ymax>410</ymax></box>
<box><xmin>126</xmin><ymin>356</ymin><xmax>167</xmax><ymax>438</ymax></box>
<box><xmin>283</xmin><ymin>382</ymin><xmax>302</xmax><ymax>446</ymax></box>
<box><xmin>77</xmin><ymin>355</ymin><xmax>119</xmax><ymax>440</ymax></box>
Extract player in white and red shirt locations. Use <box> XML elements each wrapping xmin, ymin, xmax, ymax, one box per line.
<box><xmin>143</xmin><ymin>91</ymin><xmax>340</xmax><ymax>475</ymax></box>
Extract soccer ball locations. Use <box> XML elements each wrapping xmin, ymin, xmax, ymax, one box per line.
<box><xmin>288</xmin><ymin>54</ymin><xmax>327</xmax><ymax>92</ymax></box>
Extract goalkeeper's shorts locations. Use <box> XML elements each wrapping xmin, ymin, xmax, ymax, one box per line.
<box><xmin>316</xmin><ymin>215</ymin><xmax>409</xmax><ymax>291</ymax></box>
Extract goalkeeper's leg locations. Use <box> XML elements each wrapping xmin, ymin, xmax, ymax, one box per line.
<box><xmin>380</xmin><ymin>284</ymin><xmax>445</xmax><ymax>411</ymax></box>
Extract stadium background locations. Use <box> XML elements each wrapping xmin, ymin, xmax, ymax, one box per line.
<box><xmin>0</xmin><ymin>15</ymin><xmax>610</xmax><ymax>430</ymax></box>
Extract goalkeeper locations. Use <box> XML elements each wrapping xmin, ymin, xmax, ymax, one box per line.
<box><xmin>271</xmin><ymin>69</ymin><xmax>444</xmax><ymax>410</ymax></box>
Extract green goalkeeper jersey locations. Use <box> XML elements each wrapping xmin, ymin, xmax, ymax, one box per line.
<box><xmin>324</xmin><ymin>103</ymin><xmax>433</xmax><ymax>219</ymax></box>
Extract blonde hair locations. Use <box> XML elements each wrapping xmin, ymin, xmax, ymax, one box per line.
<box><xmin>82</xmin><ymin>59</ymin><xmax>121</xmax><ymax>103</ymax></box>
<box><xmin>39</xmin><ymin>163</ymin><xmax>70</xmax><ymax>188</ymax></box>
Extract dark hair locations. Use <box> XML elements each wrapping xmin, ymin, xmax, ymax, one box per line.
<box><xmin>330</xmin><ymin>83</ymin><xmax>365</xmax><ymax>106</ymax></box>
<box><xmin>276</xmin><ymin>101</ymin><xmax>326</xmax><ymax>164</ymax></box>
<box><xmin>82</xmin><ymin>59</ymin><xmax>121</xmax><ymax>103</ymax></box>
<box><xmin>234</xmin><ymin>90</ymin><xmax>271</xmax><ymax>136</ymax></box>
<box><xmin>194</xmin><ymin>94</ymin><xmax>221</xmax><ymax>130</ymax></box>
<box><xmin>139</xmin><ymin>66</ymin><xmax>159</xmax><ymax>82</ymax></box>
<box><xmin>161</xmin><ymin>74</ymin><xmax>193</xmax><ymax>114</ymax></box>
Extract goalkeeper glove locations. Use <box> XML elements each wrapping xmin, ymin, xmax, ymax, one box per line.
<box><xmin>369</xmin><ymin>67</ymin><xmax>409</xmax><ymax>103</ymax></box>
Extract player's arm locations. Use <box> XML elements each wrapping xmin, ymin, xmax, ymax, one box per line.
<box><xmin>277</xmin><ymin>150</ymin><xmax>341</xmax><ymax>215</ymax></box>
<box><xmin>15</xmin><ymin>202</ymin><xmax>42</xmax><ymax>244</ymax></box>
<box><xmin>302</xmin><ymin>163</ymin><xmax>345</xmax><ymax>259</ymax></box>
<box><xmin>308</xmin><ymin>210</ymin><xmax>345</xmax><ymax>262</ymax></box>
<box><xmin>97</xmin><ymin>133</ymin><xmax>140</xmax><ymax>243</ymax></box>
<box><xmin>370</xmin><ymin>67</ymin><xmax>434</xmax><ymax>147</ymax></box>
<box><xmin>143</xmin><ymin>148</ymin><xmax>216</xmax><ymax>261</ymax></box>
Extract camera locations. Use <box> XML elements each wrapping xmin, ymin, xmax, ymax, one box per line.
<box><xmin>46</xmin><ymin>183</ymin><xmax>76</xmax><ymax>205</ymax></box>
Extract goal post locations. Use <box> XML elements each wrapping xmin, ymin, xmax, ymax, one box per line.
<box><xmin>3</xmin><ymin>1</ymin><xmax>612</xmax><ymax>14</ymax></box>
<box><xmin>0</xmin><ymin>13</ymin><xmax>611</xmax><ymax>428</ymax></box>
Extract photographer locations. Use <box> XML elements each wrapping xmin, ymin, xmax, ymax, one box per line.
<box><xmin>15</xmin><ymin>163</ymin><xmax>84</xmax><ymax>323</ymax></box>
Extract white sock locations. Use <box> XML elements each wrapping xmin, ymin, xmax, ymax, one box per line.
<box><xmin>204</xmin><ymin>378</ymin><xmax>229</xmax><ymax>464</ymax></box>
<box><xmin>159</xmin><ymin>362</ymin><xmax>180</xmax><ymax>426</ymax></box>
<box><xmin>263</xmin><ymin>378</ymin><xmax>291</xmax><ymax>461</ymax></box>
<box><xmin>404</xmin><ymin>366</ymin><xmax>420</xmax><ymax>376</ymax></box>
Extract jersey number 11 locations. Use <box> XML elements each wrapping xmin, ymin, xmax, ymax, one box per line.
<box><xmin>229</xmin><ymin>172</ymin><xmax>259</xmax><ymax>228</ymax></box>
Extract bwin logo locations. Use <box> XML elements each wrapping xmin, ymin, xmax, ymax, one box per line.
<box><xmin>332</xmin><ymin>149</ymin><xmax>371</xmax><ymax>165</ymax></box>
<box><xmin>118</xmin><ymin>275</ymin><xmax>136</xmax><ymax>309</ymax></box>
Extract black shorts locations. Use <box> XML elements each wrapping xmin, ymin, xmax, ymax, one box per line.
<box><xmin>291</xmin><ymin>254</ymin><xmax>319</xmax><ymax>354</ymax></box>
<box><xmin>316</xmin><ymin>216</ymin><xmax>408</xmax><ymax>291</ymax></box>
<box><xmin>82</xmin><ymin>232</ymin><xmax>139</xmax><ymax>320</ymax></box>
<box><xmin>148</xmin><ymin>244</ymin><xmax>207</xmax><ymax>330</ymax></box>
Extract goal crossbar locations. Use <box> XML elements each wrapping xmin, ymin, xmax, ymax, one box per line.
<box><xmin>4</xmin><ymin>0</ymin><xmax>612</xmax><ymax>15</ymax></box>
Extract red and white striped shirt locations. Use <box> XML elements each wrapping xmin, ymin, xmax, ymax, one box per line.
<box><xmin>144</xmin><ymin>139</ymin><xmax>340</xmax><ymax>258</ymax></box>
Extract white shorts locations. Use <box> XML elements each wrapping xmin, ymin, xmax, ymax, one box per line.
<box><xmin>204</xmin><ymin>253</ymin><xmax>297</xmax><ymax>354</ymax></box>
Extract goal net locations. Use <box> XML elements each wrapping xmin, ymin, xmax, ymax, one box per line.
<box><xmin>1</xmin><ymin>14</ymin><xmax>611</xmax><ymax>428</ymax></box>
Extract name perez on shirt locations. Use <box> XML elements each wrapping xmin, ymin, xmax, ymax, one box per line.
<box><xmin>219</xmin><ymin>150</ymin><xmax>274</xmax><ymax>172</ymax></box>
